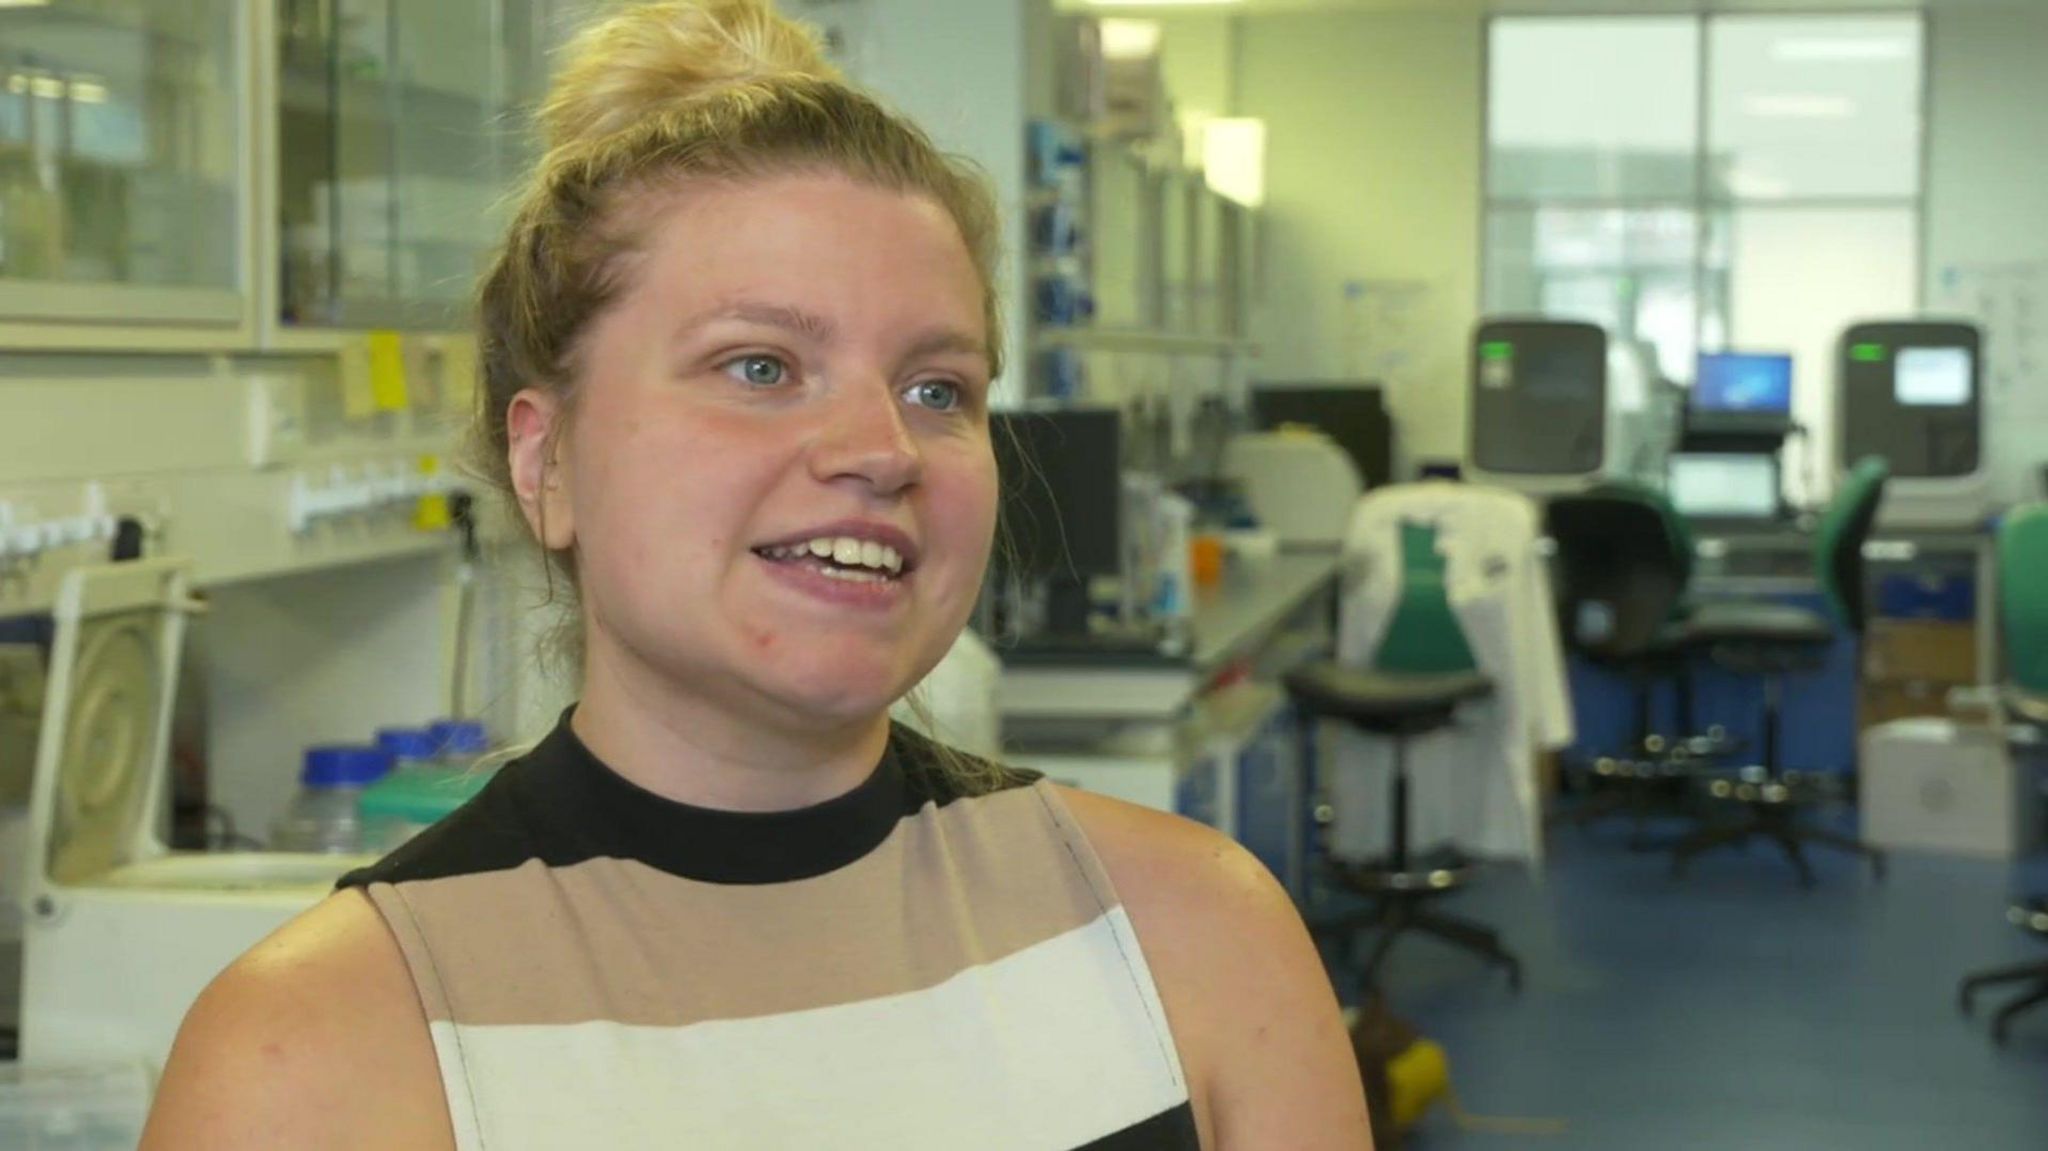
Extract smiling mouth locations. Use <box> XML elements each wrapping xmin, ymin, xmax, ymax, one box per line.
<box><xmin>752</xmin><ymin>535</ymin><xmax>910</xmax><ymax>584</ymax></box>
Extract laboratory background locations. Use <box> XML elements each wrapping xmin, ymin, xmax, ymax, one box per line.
<box><xmin>1</xmin><ymin>0</ymin><xmax>2045</xmax><ymax>1146</ymax></box>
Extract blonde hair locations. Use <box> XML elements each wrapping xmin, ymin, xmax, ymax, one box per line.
<box><xmin>473</xmin><ymin>0</ymin><xmax>1009</xmax><ymax>793</ymax></box>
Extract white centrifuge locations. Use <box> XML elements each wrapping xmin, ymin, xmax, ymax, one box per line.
<box><xmin>17</xmin><ymin>558</ymin><xmax>370</xmax><ymax>1070</ymax></box>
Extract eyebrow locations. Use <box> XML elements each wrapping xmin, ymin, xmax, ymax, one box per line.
<box><xmin>682</xmin><ymin>301</ymin><xmax>986</xmax><ymax>364</ymax></box>
<box><xmin>685</xmin><ymin>302</ymin><xmax>837</xmax><ymax>343</ymax></box>
<box><xmin>902</xmin><ymin>329</ymin><xmax>989</xmax><ymax>364</ymax></box>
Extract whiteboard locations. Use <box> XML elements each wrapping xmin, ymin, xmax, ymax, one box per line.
<box><xmin>1932</xmin><ymin>261</ymin><xmax>2048</xmax><ymax>500</ymax></box>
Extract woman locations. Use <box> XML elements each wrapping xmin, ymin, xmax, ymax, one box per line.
<box><xmin>142</xmin><ymin>2</ymin><xmax>1368</xmax><ymax>1147</ymax></box>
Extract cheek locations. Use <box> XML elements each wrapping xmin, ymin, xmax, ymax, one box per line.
<box><xmin>582</xmin><ymin>407</ymin><xmax>748</xmax><ymax>529</ymax></box>
<box><xmin>931</xmin><ymin>448</ymin><xmax>1000</xmax><ymax>560</ymax></box>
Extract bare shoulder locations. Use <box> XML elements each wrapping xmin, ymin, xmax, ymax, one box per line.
<box><xmin>140</xmin><ymin>890</ymin><xmax>453</xmax><ymax>1151</ymax></box>
<box><xmin>1054</xmin><ymin>786</ymin><xmax>1374</xmax><ymax>1150</ymax></box>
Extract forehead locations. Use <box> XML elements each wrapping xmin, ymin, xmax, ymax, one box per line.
<box><xmin>612</xmin><ymin>171</ymin><xmax>985</xmax><ymax>332</ymax></box>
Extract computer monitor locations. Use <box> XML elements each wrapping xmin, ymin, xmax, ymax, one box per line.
<box><xmin>1693</xmin><ymin>352</ymin><xmax>1793</xmax><ymax>416</ymax></box>
<box><xmin>990</xmin><ymin>407</ymin><xmax>1123</xmax><ymax>581</ymax></box>
<box><xmin>1666</xmin><ymin>453</ymin><xmax>1781</xmax><ymax>522</ymax></box>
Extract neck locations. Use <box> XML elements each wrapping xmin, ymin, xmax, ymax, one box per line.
<box><xmin>572</xmin><ymin>644</ymin><xmax>892</xmax><ymax>813</ymax></box>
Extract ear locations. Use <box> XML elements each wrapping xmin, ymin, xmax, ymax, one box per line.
<box><xmin>507</xmin><ymin>388</ymin><xmax>576</xmax><ymax>550</ymax></box>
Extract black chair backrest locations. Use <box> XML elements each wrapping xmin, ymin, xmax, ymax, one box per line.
<box><xmin>1545</xmin><ymin>491</ymin><xmax>1688</xmax><ymax>662</ymax></box>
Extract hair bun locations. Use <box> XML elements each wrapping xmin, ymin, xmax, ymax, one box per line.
<box><xmin>541</xmin><ymin>0</ymin><xmax>838</xmax><ymax>149</ymax></box>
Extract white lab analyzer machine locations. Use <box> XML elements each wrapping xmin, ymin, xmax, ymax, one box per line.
<box><xmin>1838</xmin><ymin>320</ymin><xmax>1990</xmax><ymax>528</ymax></box>
<box><xmin>18</xmin><ymin>559</ymin><xmax>368</xmax><ymax>1070</ymax></box>
<box><xmin>1466</xmin><ymin>318</ymin><xmax>1611</xmax><ymax>494</ymax></box>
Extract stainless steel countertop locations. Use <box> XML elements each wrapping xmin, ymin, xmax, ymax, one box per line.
<box><xmin>1188</xmin><ymin>552</ymin><xmax>1339</xmax><ymax>674</ymax></box>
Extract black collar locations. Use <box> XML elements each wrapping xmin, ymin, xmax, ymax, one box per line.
<box><xmin>521</xmin><ymin>710</ymin><xmax>911</xmax><ymax>885</ymax></box>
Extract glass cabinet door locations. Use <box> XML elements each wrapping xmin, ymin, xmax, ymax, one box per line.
<box><xmin>0</xmin><ymin>0</ymin><xmax>243</xmax><ymax>322</ymax></box>
<box><xmin>279</xmin><ymin>0</ymin><xmax>546</xmax><ymax>329</ymax></box>
<box><xmin>1158</xmin><ymin>170</ymin><xmax>1192</xmax><ymax>333</ymax></box>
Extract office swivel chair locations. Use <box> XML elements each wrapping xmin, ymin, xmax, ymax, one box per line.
<box><xmin>1669</xmin><ymin>457</ymin><xmax>1891</xmax><ymax>886</ymax></box>
<box><xmin>1286</xmin><ymin>521</ymin><xmax>1523</xmax><ymax>992</ymax></box>
<box><xmin>1959</xmin><ymin>503</ymin><xmax>2048</xmax><ymax>1044</ymax></box>
<box><xmin>1545</xmin><ymin>484</ymin><xmax>1718</xmax><ymax>842</ymax></box>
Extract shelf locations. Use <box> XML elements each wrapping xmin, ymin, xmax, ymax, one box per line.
<box><xmin>1033</xmin><ymin>327</ymin><xmax>1256</xmax><ymax>356</ymax></box>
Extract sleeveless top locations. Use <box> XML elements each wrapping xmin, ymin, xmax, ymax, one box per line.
<box><xmin>337</xmin><ymin>715</ymin><xmax>1202</xmax><ymax>1150</ymax></box>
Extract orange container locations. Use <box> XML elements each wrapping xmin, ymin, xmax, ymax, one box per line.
<box><xmin>1190</xmin><ymin>534</ymin><xmax>1225</xmax><ymax>589</ymax></box>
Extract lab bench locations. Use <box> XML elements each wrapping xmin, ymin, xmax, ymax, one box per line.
<box><xmin>996</xmin><ymin>552</ymin><xmax>1340</xmax><ymax>898</ymax></box>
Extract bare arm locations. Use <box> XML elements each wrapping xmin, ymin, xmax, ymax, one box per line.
<box><xmin>140</xmin><ymin>891</ymin><xmax>454</xmax><ymax>1151</ymax></box>
<box><xmin>1060</xmin><ymin>787</ymin><xmax>1373</xmax><ymax>1150</ymax></box>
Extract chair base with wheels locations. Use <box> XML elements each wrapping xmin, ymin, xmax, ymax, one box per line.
<box><xmin>1286</xmin><ymin>663</ymin><xmax>1522</xmax><ymax>993</ymax></box>
<box><xmin>1551</xmin><ymin>635</ymin><xmax>1732</xmax><ymax>852</ymax></box>
<box><xmin>1541</xmin><ymin>485</ymin><xmax>1738</xmax><ymax>850</ymax></box>
<box><xmin>1668</xmin><ymin>601</ymin><xmax>1887</xmax><ymax>887</ymax></box>
<box><xmin>1959</xmin><ymin>899</ymin><xmax>2048</xmax><ymax>1045</ymax></box>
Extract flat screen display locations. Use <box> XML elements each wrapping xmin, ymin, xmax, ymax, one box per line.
<box><xmin>1894</xmin><ymin>346</ymin><xmax>1972</xmax><ymax>406</ymax></box>
<box><xmin>1693</xmin><ymin>352</ymin><xmax>1793</xmax><ymax>414</ymax></box>
<box><xmin>1667</xmin><ymin>453</ymin><xmax>1780</xmax><ymax>520</ymax></box>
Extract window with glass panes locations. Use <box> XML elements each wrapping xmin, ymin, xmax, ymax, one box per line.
<box><xmin>1484</xmin><ymin>14</ymin><xmax>1924</xmax><ymax>503</ymax></box>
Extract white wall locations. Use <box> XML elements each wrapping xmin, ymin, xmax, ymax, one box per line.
<box><xmin>1152</xmin><ymin>12</ymin><xmax>1237</xmax><ymax>122</ymax></box>
<box><xmin>1729</xmin><ymin>208</ymin><xmax>1919</xmax><ymax>503</ymax></box>
<box><xmin>1235</xmin><ymin>11</ymin><xmax>1484</xmax><ymax>469</ymax></box>
<box><xmin>1925</xmin><ymin>4</ymin><xmax>2048</xmax><ymax>503</ymax></box>
<box><xmin>199</xmin><ymin>554</ymin><xmax>462</xmax><ymax>840</ymax></box>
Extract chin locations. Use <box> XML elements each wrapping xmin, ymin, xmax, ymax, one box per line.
<box><xmin>756</xmin><ymin>647</ymin><xmax>924</xmax><ymax>729</ymax></box>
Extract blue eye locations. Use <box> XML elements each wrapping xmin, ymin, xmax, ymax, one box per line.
<box><xmin>906</xmin><ymin>379</ymin><xmax>962</xmax><ymax>412</ymax></box>
<box><xmin>723</xmin><ymin>355</ymin><xmax>788</xmax><ymax>387</ymax></box>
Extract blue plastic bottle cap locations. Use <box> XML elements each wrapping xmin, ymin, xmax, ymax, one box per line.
<box><xmin>303</xmin><ymin>746</ymin><xmax>395</xmax><ymax>788</ymax></box>
<box><xmin>376</xmin><ymin>728</ymin><xmax>442</xmax><ymax>761</ymax></box>
<box><xmin>430</xmin><ymin>720</ymin><xmax>490</xmax><ymax>755</ymax></box>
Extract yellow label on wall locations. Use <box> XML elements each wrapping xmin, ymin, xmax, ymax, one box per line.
<box><xmin>338</xmin><ymin>337</ymin><xmax>376</xmax><ymax>420</ymax></box>
<box><xmin>368</xmin><ymin>330</ymin><xmax>411</xmax><ymax>412</ymax></box>
<box><xmin>441</xmin><ymin>335</ymin><xmax>480</xmax><ymax>414</ymax></box>
<box><xmin>414</xmin><ymin>494</ymin><xmax>452</xmax><ymax>532</ymax></box>
<box><xmin>414</xmin><ymin>456</ymin><xmax>449</xmax><ymax>531</ymax></box>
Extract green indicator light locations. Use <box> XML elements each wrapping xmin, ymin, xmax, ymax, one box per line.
<box><xmin>1851</xmin><ymin>343</ymin><xmax>1886</xmax><ymax>363</ymax></box>
<box><xmin>1480</xmin><ymin>342</ymin><xmax>1514</xmax><ymax>362</ymax></box>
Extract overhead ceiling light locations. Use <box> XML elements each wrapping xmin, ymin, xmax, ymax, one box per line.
<box><xmin>1100</xmin><ymin>18</ymin><xmax>1163</xmax><ymax>60</ymax></box>
<box><xmin>1773</xmin><ymin>38</ymin><xmax>1911</xmax><ymax>63</ymax></box>
<box><xmin>1746</xmin><ymin>94</ymin><xmax>1856</xmax><ymax>120</ymax></box>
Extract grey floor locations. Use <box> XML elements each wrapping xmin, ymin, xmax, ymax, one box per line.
<box><xmin>1333</xmin><ymin>819</ymin><xmax>2048</xmax><ymax>1150</ymax></box>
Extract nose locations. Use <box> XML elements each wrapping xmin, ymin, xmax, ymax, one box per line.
<box><xmin>809</xmin><ymin>380</ymin><xmax>923</xmax><ymax>496</ymax></box>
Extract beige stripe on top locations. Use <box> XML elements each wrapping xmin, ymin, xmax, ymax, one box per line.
<box><xmin>363</xmin><ymin>781</ymin><xmax>1121</xmax><ymax>1030</ymax></box>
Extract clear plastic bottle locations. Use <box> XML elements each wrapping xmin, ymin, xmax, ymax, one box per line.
<box><xmin>271</xmin><ymin>746</ymin><xmax>393</xmax><ymax>853</ymax></box>
<box><xmin>358</xmin><ymin>720</ymin><xmax>494</xmax><ymax>853</ymax></box>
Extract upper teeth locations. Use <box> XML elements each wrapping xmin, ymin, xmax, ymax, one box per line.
<box><xmin>765</xmin><ymin>536</ymin><xmax>904</xmax><ymax>574</ymax></box>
